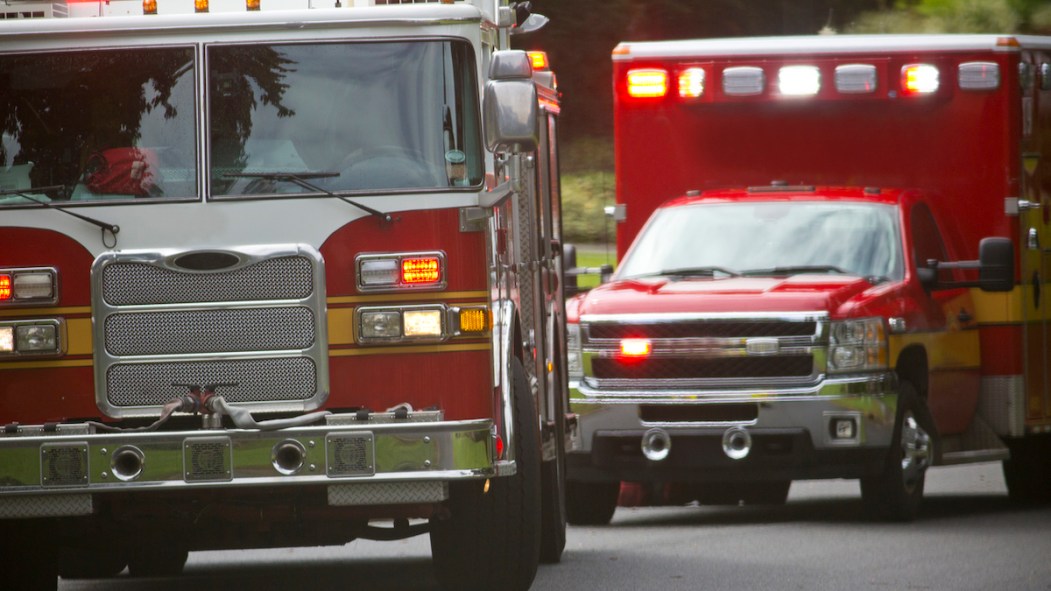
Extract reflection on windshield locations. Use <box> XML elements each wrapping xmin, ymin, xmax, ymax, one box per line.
<box><xmin>617</xmin><ymin>201</ymin><xmax>904</xmax><ymax>282</ymax></box>
<box><xmin>208</xmin><ymin>41</ymin><xmax>482</xmax><ymax>197</ymax></box>
<box><xmin>0</xmin><ymin>48</ymin><xmax>197</xmax><ymax>206</ymax></box>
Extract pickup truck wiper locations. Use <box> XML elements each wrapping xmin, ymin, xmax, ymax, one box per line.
<box><xmin>223</xmin><ymin>171</ymin><xmax>392</xmax><ymax>223</ymax></box>
<box><xmin>741</xmin><ymin>265</ymin><xmax>850</xmax><ymax>276</ymax></box>
<box><xmin>629</xmin><ymin>266</ymin><xmax>741</xmax><ymax>279</ymax></box>
<box><xmin>0</xmin><ymin>185</ymin><xmax>120</xmax><ymax>242</ymax></box>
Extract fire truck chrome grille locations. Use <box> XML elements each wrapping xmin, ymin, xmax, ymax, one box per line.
<box><xmin>92</xmin><ymin>246</ymin><xmax>330</xmax><ymax>417</ymax></box>
<box><xmin>105</xmin><ymin>307</ymin><xmax>315</xmax><ymax>356</ymax></box>
<box><xmin>102</xmin><ymin>256</ymin><xmax>312</xmax><ymax>306</ymax></box>
<box><xmin>588</xmin><ymin>320</ymin><xmax>817</xmax><ymax>340</ymax></box>
<box><xmin>107</xmin><ymin>358</ymin><xmax>317</xmax><ymax>407</ymax></box>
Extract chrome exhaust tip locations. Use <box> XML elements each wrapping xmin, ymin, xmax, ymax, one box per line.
<box><xmin>111</xmin><ymin>446</ymin><xmax>145</xmax><ymax>482</ymax></box>
<box><xmin>721</xmin><ymin>427</ymin><xmax>752</xmax><ymax>460</ymax></box>
<box><xmin>641</xmin><ymin>428</ymin><xmax>671</xmax><ymax>462</ymax></box>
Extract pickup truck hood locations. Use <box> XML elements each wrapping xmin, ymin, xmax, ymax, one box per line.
<box><xmin>578</xmin><ymin>274</ymin><xmax>875</xmax><ymax>316</ymax></box>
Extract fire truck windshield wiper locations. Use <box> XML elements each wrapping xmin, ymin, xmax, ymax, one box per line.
<box><xmin>631</xmin><ymin>266</ymin><xmax>741</xmax><ymax>279</ymax></box>
<box><xmin>741</xmin><ymin>265</ymin><xmax>851</xmax><ymax>277</ymax></box>
<box><xmin>223</xmin><ymin>171</ymin><xmax>393</xmax><ymax>223</ymax></box>
<box><xmin>0</xmin><ymin>185</ymin><xmax>120</xmax><ymax>243</ymax></box>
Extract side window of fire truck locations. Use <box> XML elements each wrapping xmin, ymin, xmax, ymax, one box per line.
<box><xmin>0</xmin><ymin>47</ymin><xmax>198</xmax><ymax>206</ymax></box>
<box><xmin>206</xmin><ymin>40</ymin><xmax>482</xmax><ymax>198</ymax></box>
<box><xmin>910</xmin><ymin>203</ymin><xmax>950</xmax><ymax>279</ymax></box>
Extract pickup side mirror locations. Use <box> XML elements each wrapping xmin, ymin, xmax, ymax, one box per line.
<box><xmin>483</xmin><ymin>51</ymin><xmax>538</xmax><ymax>154</ymax></box>
<box><xmin>978</xmin><ymin>237</ymin><xmax>1014</xmax><ymax>292</ymax></box>
<box><xmin>563</xmin><ymin>242</ymin><xmax>613</xmax><ymax>297</ymax></box>
<box><xmin>920</xmin><ymin>236</ymin><xmax>1015</xmax><ymax>292</ymax></box>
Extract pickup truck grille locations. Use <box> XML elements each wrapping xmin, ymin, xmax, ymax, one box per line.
<box><xmin>580</xmin><ymin>313</ymin><xmax>827</xmax><ymax>391</ymax></box>
<box><xmin>92</xmin><ymin>245</ymin><xmax>329</xmax><ymax>418</ymax></box>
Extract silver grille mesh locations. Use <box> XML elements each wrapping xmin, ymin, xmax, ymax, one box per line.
<box><xmin>107</xmin><ymin>357</ymin><xmax>317</xmax><ymax>406</ymax></box>
<box><xmin>102</xmin><ymin>256</ymin><xmax>312</xmax><ymax>305</ymax></box>
<box><xmin>105</xmin><ymin>307</ymin><xmax>315</xmax><ymax>356</ymax></box>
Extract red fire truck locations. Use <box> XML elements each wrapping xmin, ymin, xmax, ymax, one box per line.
<box><xmin>566</xmin><ymin>34</ymin><xmax>1051</xmax><ymax>525</ymax></box>
<box><xmin>0</xmin><ymin>1</ymin><xmax>571</xmax><ymax>589</ymax></box>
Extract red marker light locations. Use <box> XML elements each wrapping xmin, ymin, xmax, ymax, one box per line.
<box><xmin>620</xmin><ymin>338</ymin><xmax>652</xmax><ymax>358</ymax></box>
<box><xmin>0</xmin><ymin>274</ymin><xmax>11</xmax><ymax>301</ymax></box>
<box><xmin>627</xmin><ymin>69</ymin><xmax>669</xmax><ymax>98</ymax></box>
<box><xmin>401</xmin><ymin>257</ymin><xmax>441</xmax><ymax>285</ymax></box>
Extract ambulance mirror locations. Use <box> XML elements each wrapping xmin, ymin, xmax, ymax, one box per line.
<box><xmin>978</xmin><ymin>237</ymin><xmax>1014</xmax><ymax>292</ymax></box>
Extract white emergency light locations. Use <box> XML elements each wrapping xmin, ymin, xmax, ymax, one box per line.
<box><xmin>678</xmin><ymin>68</ymin><xmax>706</xmax><ymax>99</ymax></box>
<box><xmin>722</xmin><ymin>66</ymin><xmax>765</xmax><ymax>96</ymax></box>
<box><xmin>958</xmin><ymin>62</ymin><xmax>1000</xmax><ymax>90</ymax></box>
<box><xmin>778</xmin><ymin>65</ymin><xmax>820</xmax><ymax>96</ymax></box>
<box><xmin>901</xmin><ymin>64</ymin><xmax>939</xmax><ymax>95</ymax></box>
<box><xmin>834</xmin><ymin>64</ymin><xmax>877</xmax><ymax>94</ymax></box>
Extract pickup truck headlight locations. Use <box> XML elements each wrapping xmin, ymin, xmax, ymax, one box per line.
<box><xmin>829</xmin><ymin>317</ymin><xmax>887</xmax><ymax>373</ymax></box>
<box><xmin>567</xmin><ymin>322</ymin><xmax>583</xmax><ymax>380</ymax></box>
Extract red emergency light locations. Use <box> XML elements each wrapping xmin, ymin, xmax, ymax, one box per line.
<box><xmin>626</xmin><ymin>69</ymin><xmax>669</xmax><ymax>98</ymax></box>
<box><xmin>620</xmin><ymin>338</ymin><xmax>652</xmax><ymax>358</ymax></box>
<box><xmin>401</xmin><ymin>257</ymin><xmax>441</xmax><ymax>285</ymax></box>
<box><xmin>0</xmin><ymin>274</ymin><xmax>11</xmax><ymax>302</ymax></box>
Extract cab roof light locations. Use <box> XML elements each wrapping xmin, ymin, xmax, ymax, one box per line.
<box><xmin>778</xmin><ymin>65</ymin><xmax>820</xmax><ymax>97</ymax></box>
<box><xmin>527</xmin><ymin>51</ymin><xmax>549</xmax><ymax>71</ymax></box>
<box><xmin>194</xmin><ymin>0</ymin><xmax>208</xmax><ymax>12</ymax></box>
<box><xmin>901</xmin><ymin>64</ymin><xmax>939</xmax><ymax>95</ymax></box>
<box><xmin>142</xmin><ymin>0</ymin><xmax>157</xmax><ymax>14</ymax></box>
<box><xmin>620</xmin><ymin>338</ymin><xmax>651</xmax><ymax>358</ymax></box>
<box><xmin>959</xmin><ymin>61</ymin><xmax>1000</xmax><ymax>90</ymax></box>
<box><xmin>678</xmin><ymin>67</ymin><xmax>706</xmax><ymax>99</ymax></box>
<box><xmin>626</xmin><ymin>68</ymin><xmax>669</xmax><ymax>98</ymax></box>
<box><xmin>723</xmin><ymin>66</ymin><xmax>765</xmax><ymax>96</ymax></box>
<box><xmin>246</xmin><ymin>0</ymin><xmax>261</xmax><ymax>10</ymax></box>
<box><xmin>835</xmin><ymin>64</ymin><xmax>877</xmax><ymax>94</ymax></box>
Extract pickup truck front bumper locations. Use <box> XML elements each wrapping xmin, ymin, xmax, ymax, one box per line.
<box><xmin>568</xmin><ymin>371</ymin><xmax>899</xmax><ymax>483</ymax></box>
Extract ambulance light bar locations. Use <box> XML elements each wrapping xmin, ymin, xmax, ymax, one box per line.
<box><xmin>624</xmin><ymin>60</ymin><xmax>1000</xmax><ymax>102</ymax></box>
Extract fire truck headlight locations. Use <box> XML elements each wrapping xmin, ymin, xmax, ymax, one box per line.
<box><xmin>829</xmin><ymin>317</ymin><xmax>887</xmax><ymax>373</ymax></box>
<box><xmin>0</xmin><ymin>326</ymin><xmax>13</xmax><ymax>353</ymax></box>
<box><xmin>404</xmin><ymin>309</ymin><xmax>443</xmax><ymax>338</ymax></box>
<box><xmin>16</xmin><ymin>325</ymin><xmax>58</xmax><ymax>352</ymax></box>
<box><xmin>0</xmin><ymin>268</ymin><xmax>56</xmax><ymax>303</ymax></box>
<box><xmin>360</xmin><ymin>310</ymin><xmax>402</xmax><ymax>339</ymax></box>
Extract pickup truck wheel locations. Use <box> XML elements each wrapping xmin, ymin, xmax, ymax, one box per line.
<box><xmin>860</xmin><ymin>382</ymin><xmax>931</xmax><ymax>521</ymax></box>
<box><xmin>429</xmin><ymin>357</ymin><xmax>541</xmax><ymax>591</ymax></box>
<box><xmin>565</xmin><ymin>480</ymin><xmax>619</xmax><ymax>525</ymax></box>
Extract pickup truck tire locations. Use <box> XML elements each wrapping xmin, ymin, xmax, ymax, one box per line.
<box><xmin>429</xmin><ymin>357</ymin><xmax>541</xmax><ymax>591</ymax></box>
<box><xmin>565</xmin><ymin>480</ymin><xmax>619</xmax><ymax>525</ymax></box>
<box><xmin>860</xmin><ymin>382</ymin><xmax>932</xmax><ymax>522</ymax></box>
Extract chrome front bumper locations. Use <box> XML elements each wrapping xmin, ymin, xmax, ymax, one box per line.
<box><xmin>0</xmin><ymin>414</ymin><xmax>498</xmax><ymax>518</ymax></box>
<box><xmin>570</xmin><ymin>371</ymin><xmax>899</xmax><ymax>454</ymax></box>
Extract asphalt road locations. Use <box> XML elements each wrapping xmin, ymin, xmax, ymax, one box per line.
<box><xmin>59</xmin><ymin>462</ymin><xmax>1051</xmax><ymax>591</ymax></box>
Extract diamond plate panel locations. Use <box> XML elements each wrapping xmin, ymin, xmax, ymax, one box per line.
<box><xmin>0</xmin><ymin>494</ymin><xmax>93</xmax><ymax>518</ymax></box>
<box><xmin>327</xmin><ymin>482</ymin><xmax>448</xmax><ymax>506</ymax></box>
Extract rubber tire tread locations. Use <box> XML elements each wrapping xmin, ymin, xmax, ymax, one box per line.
<box><xmin>860</xmin><ymin>381</ymin><xmax>930</xmax><ymax>522</ymax></box>
<box><xmin>565</xmin><ymin>480</ymin><xmax>619</xmax><ymax>525</ymax></box>
<box><xmin>429</xmin><ymin>358</ymin><xmax>541</xmax><ymax>591</ymax></box>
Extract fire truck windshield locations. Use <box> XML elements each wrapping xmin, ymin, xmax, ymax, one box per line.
<box><xmin>617</xmin><ymin>201</ymin><xmax>904</xmax><ymax>283</ymax></box>
<box><xmin>208</xmin><ymin>40</ymin><xmax>483</xmax><ymax>197</ymax></box>
<box><xmin>0</xmin><ymin>47</ymin><xmax>197</xmax><ymax>206</ymax></box>
<box><xmin>0</xmin><ymin>39</ymin><xmax>482</xmax><ymax>208</ymax></box>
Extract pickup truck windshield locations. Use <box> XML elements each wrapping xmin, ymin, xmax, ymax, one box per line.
<box><xmin>0</xmin><ymin>47</ymin><xmax>197</xmax><ymax>205</ymax></box>
<box><xmin>617</xmin><ymin>201</ymin><xmax>904</xmax><ymax>282</ymax></box>
<box><xmin>208</xmin><ymin>40</ymin><xmax>483</xmax><ymax>197</ymax></box>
